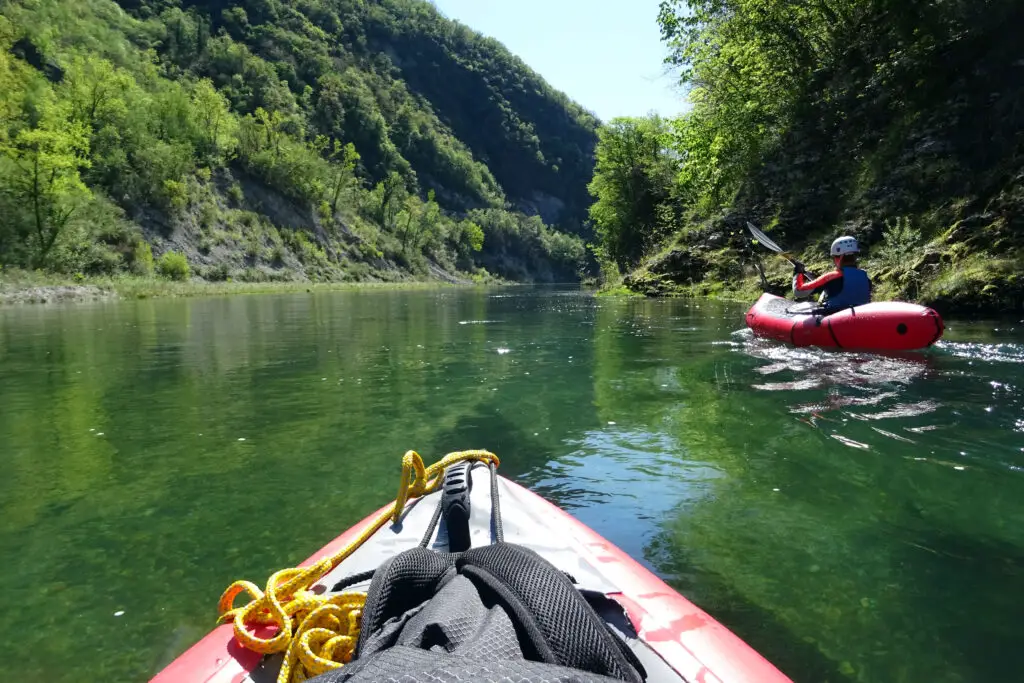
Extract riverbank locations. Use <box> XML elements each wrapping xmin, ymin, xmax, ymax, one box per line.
<box><xmin>0</xmin><ymin>270</ymin><xmax>482</xmax><ymax>306</ymax></box>
<box><xmin>612</xmin><ymin>226</ymin><xmax>1023</xmax><ymax>317</ymax></box>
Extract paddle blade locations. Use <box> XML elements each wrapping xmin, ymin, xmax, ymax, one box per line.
<box><xmin>746</xmin><ymin>222</ymin><xmax>786</xmax><ymax>253</ymax></box>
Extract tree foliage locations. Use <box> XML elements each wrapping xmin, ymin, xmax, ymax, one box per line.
<box><xmin>655</xmin><ymin>0</ymin><xmax>1021</xmax><ymax>213</ymax></box>
<box><xmin>654</xmin><ymin>0</ymin><xmax>848</xmax><ymax>209</ymax></box>
<box><xmin>0</xmin><ymin>85</ymin><xmax>92</xmax><ymax>267</ymax></box>
<box><xmin>0</xmin><ymin>0</ymin><xmax>592</xmax><ymax>282</ymax></box>
<box><xmin>588</xmin><ymin>116</ymin><xmax>677</xmax><ymax>272</ymax></box>
<box><xmin>592</xmin><ymin>0</ymin><xmax>1024</xmax><ymax>293</ymax></box>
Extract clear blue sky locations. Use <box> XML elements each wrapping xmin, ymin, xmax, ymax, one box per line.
<box><xmin>429</xmin><ymin>0</ymin><xmax>689</xmax><ymax>122</ymax></box>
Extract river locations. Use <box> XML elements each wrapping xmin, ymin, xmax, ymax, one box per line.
<box><xmin>1</xmin><ymin>287</ymin><xmax>1022</xmax><ymax>682</ymax></box>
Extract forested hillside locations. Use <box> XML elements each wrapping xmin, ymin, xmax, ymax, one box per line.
<box><xmin>592</xmin><ymin>0</ymin><xmax>1024</xmax><ymax>313</ymax></box>
<box><xmin>0</xmin><ymin>0</ymin><xmax>599</xmax><ymax>285</ymax></box>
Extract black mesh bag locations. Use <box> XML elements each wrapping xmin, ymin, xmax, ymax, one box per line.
<box><xmin>309</xmin><ymin>542</ymin><xmax>646</xmax><ymax>683</ymax></box>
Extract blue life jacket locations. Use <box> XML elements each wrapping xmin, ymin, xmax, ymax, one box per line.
<box><xmin>821</xmin><ymin>267</ymin><xmax>872</xmax><ymax>310</ymax></box>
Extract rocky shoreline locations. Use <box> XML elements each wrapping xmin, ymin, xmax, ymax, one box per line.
<box><xmin>0</xmin><ymin>284</ymin><xmax>119</xmax><ymax>305</ymax></box>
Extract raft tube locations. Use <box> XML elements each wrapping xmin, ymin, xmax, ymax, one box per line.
<box><xmin>152</xmin><ymin>463</ymin><xmax>793</xmax><ymax>683</ymax></box>
<box><xmin>745</xmin><ymin>293</ymin><xmax>944</xmax><ymax>351</ymax></box>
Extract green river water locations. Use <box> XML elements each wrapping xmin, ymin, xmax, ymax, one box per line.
<box><xmin>1</xmin><ymin>287</ymin><xmax>1022</xmax><ymax>683</ymax></box>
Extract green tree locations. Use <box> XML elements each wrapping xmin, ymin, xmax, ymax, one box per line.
<box><xmin>156</xmin><ymin>250</ymin><xmax>190</xmax><ymax>280</ymax></box>
<box><xmin>397</xmin><ymin>194</ymin><xmax>421</xmax><ymax>253</ymax></box>
<box><xmin>321</xmin><ymin>138</ymin><xmax>360</xmax><ymax>215</ymax></box>
<box><xmin>159</xmin><ymin>7</ymin><xmax>203</xmax><ymax>71</ymax></box>
<box><xmin>458</xmin><ymin>219</ymin><xmax>484</xmax><ymax>254</ymax></box>
<box><xmin>0</xmin><ymin>102</ymin><xmax>91</xmax><ymax>267</ymax></box>
<box><xmin>396</xmin><ymin>190</ymin><xmax>442</xmax><ymax>255</ymax></box>
<box><xmin>655</xmin><ymin>0</ymin><xmax>834</xmax><ymax>209</ymax></box>
<box><xmin>587</xmin><ymin>116</ymin><xmax>676</xmax><ymax>272</ymax></box>
<box><xmin>62</xmin><ymin>55</ymin><xmax>134</xmax><ymax>132</ymax></box>
<box><xmin>0</xmin><ymin>27</ymin><xmax>25</xmax><ymax>149</ymax></box>
<box><xmin>373</xmin><ymin>171</ymin><xmax>407</xmax><ymax>230</ymax></box>
<box><xmin>189</xmin><ymin>78</ymin><xmax>238</xmax><ymax>163</ymax></box>
<box><xmin>415</xmin><ymin>189</ymin><xmax>442</xmax><ymax>253</ymax></box>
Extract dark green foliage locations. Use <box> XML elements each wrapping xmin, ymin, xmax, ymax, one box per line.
<box><xmin>601</xmin><ymin>0</ymin><xmax>1024</xmax><ymax>310</ymax></box>
<box><xmin>356</xmin><ymin>0</ymin><xmax>600</xmax><ymax>232</ymax></box>
<box><xmin>0</xmin><ymin>0</ymin><xmax>592</xmax><ymax>281</ymax></box>
<box><xmin>469</xmin><ymin>208</ymin><xmax>586</xmax><ymax>283</ymax></box>
<box><xmin>179</xmin><ymin>0</ymin><xmax>597</xmax><ymax>223</ymax></box>
<box><xmin>130</xmin><ymin>240</ymin><xmax>154</xmax><ymax>275</ymax></box>
<box><xmin>668</xmin><ymin>0</ymin><xmax>1024</xmax><ymax>245</ymax></box>
<box><xmin>588</xmin><ymin>116</ymin><xmax>678</xmax><ymax>274</ymax></box>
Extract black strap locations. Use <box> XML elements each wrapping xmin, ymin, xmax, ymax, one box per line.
<box><xmin>357</xmin><ymin>547</ymin><xmax>456</xmax><ymax>651</ymax></box>
<box><xmin>416</xmin><ymin>462</ymin><xmax>503</xmax><ymax>549</ymax></box>
<box><xmin>330</xmin><ymin>569</ymin><xmax>376</xmax><ymax>593</ymax></box>
<box><xmin>460</xmin><ymin>563</ymin><xmax>558</xmax><ymax>664</ymax></box>
<box><xmin>457</xmin><ymin>544</ymin><xmax>645</xmax><ymax>682</ymax></box>
<box><xmin>418</xmin><ymin>496</ymin><xmax>445</xmax><ymax>548</ymax></box>
<box><xmin>826</xmin><ymin>319</ymin><xmax>843</xmax><ymax>347</ymax></box>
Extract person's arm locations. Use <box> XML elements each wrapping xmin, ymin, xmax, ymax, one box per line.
<box><xmin>794</xmin><ymin>270</ymin><xmax>842</xmax><ymax>293</ymax></box>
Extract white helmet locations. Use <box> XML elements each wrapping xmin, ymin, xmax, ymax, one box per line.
<box><xmin>830</xmin><ymin>236</ymin><xmax>859</xmax><ymax>257</ymax></box>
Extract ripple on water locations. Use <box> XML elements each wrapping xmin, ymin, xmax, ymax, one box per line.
<box><xmin>829</xmin><ymin>434</ymin><xmax>870</xmax><ymax>449</ymax></box>
<box><xmin>936</xmin><ymin>340</ymin><xmax>1024</xmax><ymax>364</ymax></box>
<box><xmin>848</xmin><ymin>400</ymin><xmax>940</xmax><ymax>421</ymax></box>
<box><xmin>736</xmin><ymin>330</ymin><xmax>1024</xmax><ymax>477</ymax></box>
<box><xmin>869</xmin><ymin>426</ymin><xmax>917</xmax><ymax>444</ymax></box>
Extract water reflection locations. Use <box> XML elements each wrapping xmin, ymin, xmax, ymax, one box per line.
<box><xmin>2</xmin><ymin>292</ymin><xmax>1023</xmax><ymax>683</ymax></box>
<box><xmin>584</xmin><ymin>301</ymin><xmax>1024</xmax><ymax>682</ymax></box>
<box><xmin>527</xmin><ymin>427</ymin><xmax>722</xmax><ymax>576</ymax></box>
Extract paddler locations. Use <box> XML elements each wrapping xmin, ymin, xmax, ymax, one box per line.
<box><xmin>791</xmin><ymin>236</ymin><xmax>872</xmax><ymax>311</ymax></box>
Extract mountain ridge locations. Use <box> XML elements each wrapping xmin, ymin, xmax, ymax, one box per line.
<box><xmin>0</xmin><ymin>0</ymin><xmax>600</xmax><ymax>285</ymax></box>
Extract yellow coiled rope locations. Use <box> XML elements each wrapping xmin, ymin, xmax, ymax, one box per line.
<box><xmin>216</xmin><ymin>449</ymin><xmax>500</xmax><ymax>683</ymax></box>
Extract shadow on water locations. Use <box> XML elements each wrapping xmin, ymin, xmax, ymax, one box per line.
<box><xmin>424</xmin><ymin>405</ymin><xmax>562</xmax><ymax>481</ymax></box>
<box><xmin>646</xmin><ymin>529</ymin><xmax>853</xmax><ymax>683</ymax></box>
<box><xmin>422</xmin><ymin>405</ymin><xmax>633</xmax><ymax>515</ymax></box>
<box><xmin>885</xmin><ymin>527</ymin><xmax>1024</xmax><ymax>682</ymax></box>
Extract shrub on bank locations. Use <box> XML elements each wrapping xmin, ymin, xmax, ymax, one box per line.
<box><xmin>157</xmin><ymin>251</ymin><xmax>190</xmax><ymax>280</ymax></box>
<box><xmin>131</xmin><ymin>241</ymin><xmax>154</xmax><ymax>276</ymax></box>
